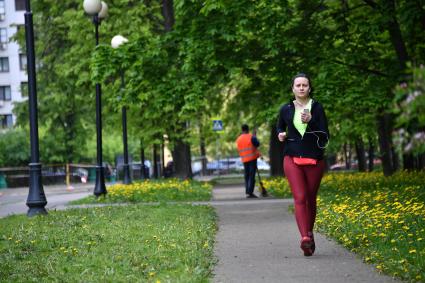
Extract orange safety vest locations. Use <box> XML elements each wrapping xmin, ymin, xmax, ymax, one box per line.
<box><xmin>236</xmin><ymin>133</ymin><xmax>260</xmax><ymax>163</ymax></box>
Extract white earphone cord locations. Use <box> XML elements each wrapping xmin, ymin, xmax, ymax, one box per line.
<box><xmin>304</xmin><ymin>130</ymin><xmax>329</xmax><ymax>149</ymax></box>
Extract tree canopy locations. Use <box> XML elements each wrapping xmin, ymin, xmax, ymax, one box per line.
<box><xmin>4</xmin><ymin>0</ymin><xmax>424</xmax><ymax>173</ymax></box>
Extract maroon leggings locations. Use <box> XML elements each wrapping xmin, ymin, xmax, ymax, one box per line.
<box><xmin>284</xmin><ymin>156</ymin><xmax>325</xmax><ymax>237</ymax></box>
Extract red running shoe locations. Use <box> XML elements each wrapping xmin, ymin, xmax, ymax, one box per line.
<box><xmin>300</xmin><ymin>236</ymin><xmax>313</xmax><ymax>256</ymax></box>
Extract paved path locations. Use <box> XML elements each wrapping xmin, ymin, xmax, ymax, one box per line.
<box><xmin>0</xmin><ymin>183</ymin><xmax>93</xmax><ymax>217</ymax></box>
<box><xmin>211</xmin><ymin>184</ymin><xmax>399</xmax><ymax>283</ymax></box>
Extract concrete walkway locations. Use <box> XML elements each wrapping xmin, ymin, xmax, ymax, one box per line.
<box><xmin>0</xmin><ymin>183</ymin><xmax>93</xmax><ymax>217</ymax></box>
<box><xmin>211</xmin><ymin>184</ymin><xmax>399</xmax><ymax>283</ymax></box>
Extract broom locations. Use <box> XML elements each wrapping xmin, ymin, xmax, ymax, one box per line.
<box><xmin>256</xmin><ymin>166</ymin><xmax>268</xmax><ymax>197</ymax></box>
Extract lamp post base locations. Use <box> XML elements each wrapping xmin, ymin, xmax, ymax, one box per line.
<box><xmin>94</xmin><ymin>165</ymin><xmax>107</xmax><ymax>196</ymax></box>
<box><xmin>27</xmin><ymin>206</ymin><xmax>48</xmax><ymax>217</ymax></box>
<box><xmin>26</xmin><ymin>163</ymin><xmax>47</xmax><ymax>217</ymax></box>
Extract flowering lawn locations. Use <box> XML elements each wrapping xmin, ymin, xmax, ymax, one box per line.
<box><xmin>72</xmin><ymin>179</ymin><xmax>212</xmax><ymax>204</ymax></box>
<box><xmin>264</xmin><ymin>171</ymin><xmax>425</xmax><ymax>282</ymax></box>
<box><xmin>0</xmin><ymin>204</ymin><xmax>216</xmax><ymax>282</ymax></box>
<box><xmin>261</xmin><ymin>177</ymin><xmax>292</xmax><ymax>198</ymax></box>
<box><xmin>317</xmin><ymin>171</ymin><xmax>425</xmax><ymax>282</ymax></box>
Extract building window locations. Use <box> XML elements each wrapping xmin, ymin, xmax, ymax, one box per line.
<box><xmin>0</xmin><ymin>114</ymin><xmax>13</xmax><ymax>129</ymax></box>
<box><xmin>19</xmin><ymin>54</ymin><xmax>27</xmax><ymax>70</ymax></box>
<box><xmin>20</xmin><ymin>82</ymin><xmax>28</xmax><ymax>97</ymax></box>
<box><xmin>15</xmin><ymin>0</ymin><xmax>25</xmax><ymax>11</ymax></box>
<box><xmin>0</xmin><ymin>28</ymin><xmax>6</xmax><ymax>49</ymax></box>
<box><xmin>0</xmin><ymin>27</ymin><xmax>6</xmax><ymax>42</ymax></box>
<box><xmin>0</xmin><ymin>57</ymin><xmax>8</xmax><ymax>72</ymax></box>
<box><xmin>0</xmin><ymin>0</ymin><xmax>5</xmax><ymax>21</ymax></box>
<box><xmin>0</xmin><ymin>85</ymin><xmax>11</xmax><ymax>101</ymax></box>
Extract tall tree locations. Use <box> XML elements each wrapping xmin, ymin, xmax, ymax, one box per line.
<box><xmin>162</xmin><ymin>0</ymin><xmax>193</xmax><ymax>179</ymax></box>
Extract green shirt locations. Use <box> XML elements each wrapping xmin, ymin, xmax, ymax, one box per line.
<box><xmin>293</xmin><ymin>99</ymin><xmax>312</xmax><ymax>137</ymax></box>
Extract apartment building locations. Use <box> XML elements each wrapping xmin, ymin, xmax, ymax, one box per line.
<box><xmin>0</xmin><ymin>0</ymin><xmax>27</xmax><ymax>130</ymax></box>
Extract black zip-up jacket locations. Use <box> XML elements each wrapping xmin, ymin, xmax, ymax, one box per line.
<box><xmin>276</xmin><ymin>100</ymin><xmax>329</xmax><ymax>160</ymax></box>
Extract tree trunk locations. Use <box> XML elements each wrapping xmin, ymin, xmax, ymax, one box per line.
<box><xmin>415</xmin><ymin>0</ymin><xmax>425</xmax><ymax>29</ymax></box>
<box><xmin>418</xmin><ymin>153</ymin><xmax>425</xmax><ymax>170</ymax></box>
<box><xmin>327</xmin><ymin>154</ymin><xmax>336</xmax><ymax>171</ymax></box>
<box><xmin>161</xmin><ymin>0</ymin><xmax>174</xmax><ymax>32</ymax></box>
<box><xmin>392</xmin><ymin>147</ymin><xmax>399</xmax><ymax>171</ymax></box>
<box><xmin>344</xmin><ymin>143</ymin><xmax>351</xmax><ymax>170</ymax></box>
<box><xmin>383</xmin><ymin>0</ymin><xmax>409</xmax><ymax>71</ymax></box>
<box><xmin>172</xmin><ymin>140</ymin><xmax>193</xmax><ymax>179</ymax></box>
<box><xmin>140</xmin><ymin>144</ymin><xmax>146</xmax><ymax>179</ymax></box>
<box><xmin>200</xmin><ymin>135</ymin><xmax>207</xmax><ymax>176</ymax></box>
<box><xmin>377</xmin><ymin>113</ymin><xmax>395</xmax><ymax>176</ymax></box>
<box><xmin>386</xmin><ymin>0</ymin><xmax>408</xmax><ymax>173</ymax></box>
<box><xmin>153</xmin><ymin>144</ymin><xmax>159</xmax><ymax>178</ymax></box>
<box><xmin>161</xmin><ymin>0</ymin><xmax>192</xmax><ymax>179</ymax></box>
<box><xmin>161</xmin><ymin>142</ymin><xmax>165</xmax><ymax>176</ymax></box>
<box><xmin>364</xmin><ymin>0</ymin><xmax>406</xmax><ymax>175</ymax></box>
<box><xmin>64</xmin><ymin>112</ymin><xmax>76</xmax><ymax>164</ymax></box>
<box><xmin>368</xmin><ymin>138</ymin><xmax>375</xmax><ymax>172</ymax></box>
<box><xmin>355</xmin><ymin>138</ymin><xmax>367</xmax><ymax>172</ymax></box>
<box><xmin>403</xmin><ymin>152</ymin><xmax>415</xmax><ymax>170</ymax></box>
<box><xmin>269</xmin><ymin>124</ymin><xmax>284</xmax><ymax>176</ymax></box>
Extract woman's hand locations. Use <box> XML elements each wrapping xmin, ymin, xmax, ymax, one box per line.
<box><xmin>301</xmin><ymin>112</ymin><xmax>312</xmax><ymax>124</ymax></box>
<box><xmin>278</xmin><ymin>132</ymin><xmax>287</xmax><ymax>142</ymax></box>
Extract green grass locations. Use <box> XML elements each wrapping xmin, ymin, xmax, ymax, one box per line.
<box><xmin>0</xmin><ymin>204</ymin><xmax>217</xmax><ymax>282</ymax></box>
<box><xmin>70</xmin><ymin>179</ymin><xmax>212</xmax><ymax>205</ymax></box>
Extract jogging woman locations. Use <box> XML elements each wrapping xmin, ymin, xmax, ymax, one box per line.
<box><xmin>276</xmin><ymin>73</ymin><xmax>329</xmax><ymax>256</ymax></box>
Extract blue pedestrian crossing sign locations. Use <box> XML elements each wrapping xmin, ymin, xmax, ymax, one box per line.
<box><xmin>212</xmin><ymin>119</ymin><xmax>223</xmax><ymax>132</ymax></box>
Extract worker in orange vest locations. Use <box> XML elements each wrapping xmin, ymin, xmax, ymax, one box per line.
<box><xmin>236</xmin><ymin>124</ymin><xmax>260</xmax><ymax>198</ymax></box>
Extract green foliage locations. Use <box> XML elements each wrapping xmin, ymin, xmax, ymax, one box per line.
<box><xmin>9</xmin><ymin>0</ymin><xmax>425</xmax><ymax>169</ymax></box>
<box><xmin>0</xmin><ymin>204</ymin><xmax>217</xmax><ymax>282</ymax></box>
<box><xmin>174</xmin><ymin>1</ymin><xmax>297</xmax><ymax>140</ymax></box>
<box><xmin>13</xmin><ymin>1</ymin><xmax>96</xmax><ymax>163</ymax></box>
<box><xmin>83</xmin><ymin>131</ymin><xmax>139</xmax><ymax>164</ymax></box>
<box><xmin>12</xmin><ymin>0</ymin><xmax>161</xmax><ymax>164</ymax></box>
<box><xmin>0</xmin><ymin>128</ymin><xmax>30</xmax><ymax>167</ymax></box>
<box><xmin>169</xmin><ymin>0</ymin><xmax>425</xmax><ymax>162</ymax></box>
<box><xmin>301</xmin><ymin>0</ymin><xmax>398</xmax><ymax>152</ymax></box>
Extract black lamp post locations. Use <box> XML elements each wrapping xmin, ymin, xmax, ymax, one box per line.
<box><xmin>24</xmin><ymin>0</ymin><xmax>47</xmax><ymax>217</ymax></box>
<box><xmin>83</xmin><ymin>0</ymin><xmax>108</xmax><ymax>196</ymax></box>
<box><xmin>111</xmin><ymin>35</ymin><xmax>131</xmax><ymax>184</ymax></box>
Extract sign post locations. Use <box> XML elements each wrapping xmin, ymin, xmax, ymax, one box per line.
<box><xmin>212</xmin><ymin>118</ymin><xmax>223</xmax><ymax>176</ymax></box>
